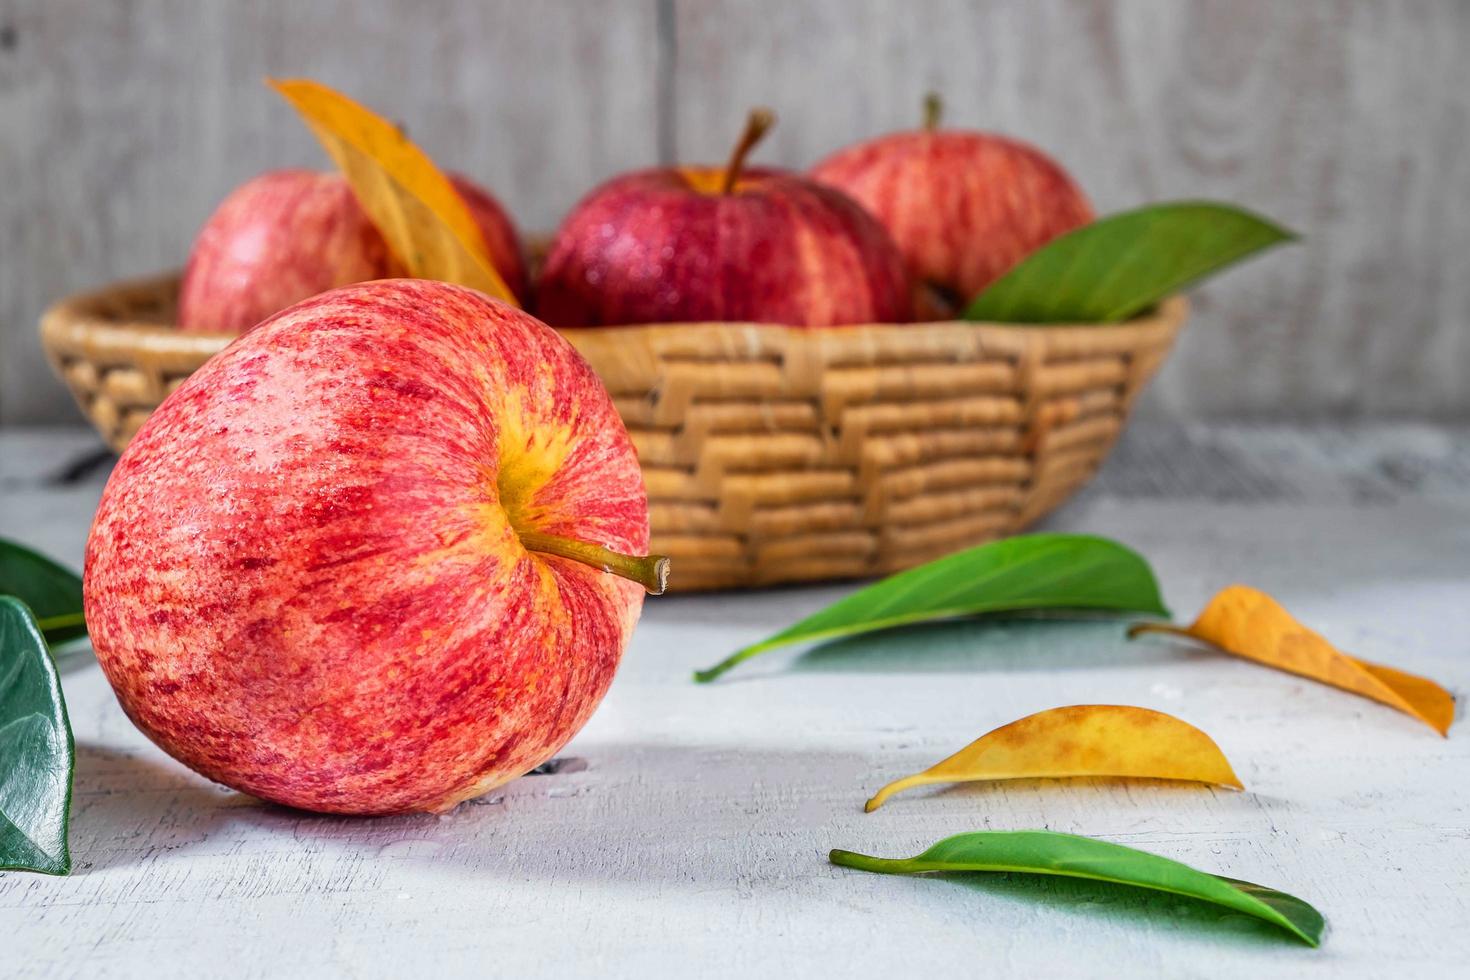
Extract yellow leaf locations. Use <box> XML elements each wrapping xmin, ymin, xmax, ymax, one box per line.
<box><xmin>864</xmin><ymin>705</ymin><xmax>1242</xmax><ymax>811</ymax></box>
<box><xmin>1131</xmin><ymin>585</ymin><xmax>1453</xmax><ymax>736</ymax></box>
<box><xmin>269</xmin><ymin>78</ymin><xmax>517</xmax><ymax>305</ymax></box>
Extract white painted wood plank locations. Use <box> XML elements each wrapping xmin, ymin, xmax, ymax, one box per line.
<box><xmin>1</xmin><ymin>423</ymin><xmax>1467</xmax><ymax>976</ymax></box>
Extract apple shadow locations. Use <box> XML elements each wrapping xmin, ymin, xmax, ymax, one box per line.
<box><xmin>68</xmin><ymin>742</ymin><xmax>611</xmax><ymax>874</ymax></box>
<box><xmin>217</xmin><ymin>740</ymin><xmax>873</xmax><ymax>889</ymax></box>
<box><xmin>67</xmin><ymin>742</ymin><xmax>258</xmax><ymax>875</ymax></box>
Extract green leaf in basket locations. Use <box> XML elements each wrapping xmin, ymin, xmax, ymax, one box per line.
<box><xmin>830</xmin><ymin>830</ymin><xmax>1324</xmax><ymax>947</ymax></box>
<box><xmin>0</xmin><ymin>538</ymin><xmax>86</xmax><ymax>647</ymax></box>
<box><xmin>691</xmin><ymin>533</ymin><xmax>1166</xmax><ymax>682</ymax></box>
<box><xmin>0</xmin><ymin>596</ymin><xmax>75</xmax><ymax>875</ymax></box>
<box><xmin>964</xmin><ymin>201</ymin><xmax>1297</xmax><ymax>324</ymax></box>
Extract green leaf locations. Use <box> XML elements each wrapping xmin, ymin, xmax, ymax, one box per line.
<box><xmin>0</xmin><ymin>538</ymin><xmax>86</xmax><ymax>647</ymax></box>
<box><xmin>964</xmin><ymin>201</ymin><xmax>1297</xmax><ymax>324</ymax></box>
<box><xmin>692</xmin><ymin>533</ymin><xmax>1165</xmax><ymax>682</ymax></box>
<box><xmin>0</xmin><ymin>596</ymin><xmax>74</xmax><ymax>875</ymax></box>
<box><xmin>830</xmin><ymin>830</ymin><xmax>1323</xmax><ymax>947</ymax></box>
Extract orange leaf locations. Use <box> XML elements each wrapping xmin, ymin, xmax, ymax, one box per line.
<box><xmin>269</xmin><ymin>78</ymin><xmax>518</xmax><ymax>305</ymax></box>
<box><xmin>1131</xmin><ymin>585</ymin><xmax>1454</xmax><ymax>736</ymax></box>
<box><xmin>864</xmin><ymin>705</ymin><xmax>1242</xmax><ymax>811</ymax></box>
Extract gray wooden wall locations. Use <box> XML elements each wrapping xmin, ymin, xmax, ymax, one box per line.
<box><xmin>3</xmin><ymin>0</ymin><xmax>1467</xmax><ymax>426</ymax></box>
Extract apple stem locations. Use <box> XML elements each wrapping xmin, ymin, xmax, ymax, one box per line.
<box><xmin>923</xmin><ymin>92</ymin><xmax>943</xmax><ymax>131</ymax></box>
<box><xmin>519</xmin><ymin>531</ymin><xmax>670</xmax><ymax>595</ymax></box>
<box><xmin>1126</xmin><ymin>621</ymin><xmax>1192</xmax><ymax>641</ymax></box>
<box><xmin>720</xmin><ymin>108</ymin><xmax>776</xmax><ymax>194</ymax></box>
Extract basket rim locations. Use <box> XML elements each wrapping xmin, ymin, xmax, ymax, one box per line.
<box><xmin>38</xmin><ymin>270</ymin><xmax>1188</xmax><ymax>589</ymax></box>
<box><xmin>41</xmin><ymin>270</ymin><xmax>1189</xmax><ymax>350</ymax></box>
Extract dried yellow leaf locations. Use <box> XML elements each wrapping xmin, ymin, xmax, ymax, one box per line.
<box><xmin>1131</xmin><ymin>585</ymin><xmax>1453</xmax><ymax>736</ymax></box>
<box><xmin>865</xmin><ymin>704</ymin><xmax>1242</xmax><ymax>811</ymax></box>
<box><xmin>269</xmin><ymin>78</ymin><xmax>517</xmax><ymax>305</ymax></box>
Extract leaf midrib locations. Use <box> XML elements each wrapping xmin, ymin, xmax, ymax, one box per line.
<box><xmin>901</xmin><ymin>859</ymin><xmax>1311</xmax><ymax>942</ymax></box>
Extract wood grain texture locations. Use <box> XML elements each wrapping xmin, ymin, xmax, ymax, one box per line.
<box><xmin>2</xmin><ymin>422</ymin><xmax>1468</xmax><ymax>975</ymax></box>
<box><xmin>670</xmin><ymin>0</ymin><xmax>1470</xmax><ymax>421</ymax></box>
<box><xmin>0</xmin><ymin>0</ymin><xmax>662</xmax><ymax>423</ymax></box>
<box><xmin>2</xmin><ymin>0</ymin><xmax>1469</xmax><ymax>424</ymax></box>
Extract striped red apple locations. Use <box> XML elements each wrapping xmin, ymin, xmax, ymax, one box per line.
<box><xmin>85</xmin><ymin>279</ymin><xmax>664</xmax><ymax>814</ymax></box>
<box><xmin>178</xmin><ymin>169</ymin><xmax>529</xmax><ymax>332</ymax></box>
<box><xmin>812</xmin><ymin>96</ymin><xmax>1093</xmax><ymax>318</ymax></box>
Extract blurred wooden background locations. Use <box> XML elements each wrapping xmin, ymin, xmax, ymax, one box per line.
<box><xmin>2</xmin><ymin>0</ymin><xmax>1467</xmax><ymax>425</ymax></box>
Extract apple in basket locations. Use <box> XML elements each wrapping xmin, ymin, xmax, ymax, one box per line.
<box><xmin>536</xmin><ymin>109</ymin><xmax>910</xmax><ymax>327</ymax></box>
<box><xmin>811</xmin><ymin>95</ymin><xmax>1092</xmax><ymax>319</ymax></box>
<box><xmin>84</xmin><ymin>278</ymin><xmax>667</xmax><ymax>814</ymax></box>
<box><xmin>177</xmin><ymin>169</ymin><xmax>529</xmax><ymax>332</ymax></box>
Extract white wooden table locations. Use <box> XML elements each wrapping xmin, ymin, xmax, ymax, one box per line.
<box><xmin>3</xmin><ymin>423</ymin><xmax>1467</xmax><ymax>978</ymax></box>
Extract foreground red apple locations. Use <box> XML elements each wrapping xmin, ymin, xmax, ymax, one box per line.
<box><xmin>537</xmin><ymin>110</ymin><xmax>910</xmax><ymax>327</ymax></box>
<box><xmin>178</xmin><ymin>169</ymin><xmax>529</xmax><ymax>332</ymax></box>
<box><xmin>811</xmin><ymin>96</ymin><xmax>1092</xmax><ymax>318</ymax></box>
<box><xmin>85</xmin><ymin>279</ymin><xmax>665</xmax><ymax>814</ymax></box>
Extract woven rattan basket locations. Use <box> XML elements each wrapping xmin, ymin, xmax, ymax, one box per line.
<box><xmin>41</xmin><ymin>273</ymin><xmax>1185</xmax><ymax>590</ymax></box>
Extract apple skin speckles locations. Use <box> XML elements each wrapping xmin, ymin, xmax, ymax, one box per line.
<box><xmin>85</xmin><ymin>279</ymin><xmax>646</xmax><ymax>814</ymax></box>
<box><xmin>535</xmin><ymin>166</ymin><xmax>911</xmax><ymax>328</ymax></box>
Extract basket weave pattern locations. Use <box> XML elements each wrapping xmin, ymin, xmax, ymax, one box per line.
<box><xmin>41</xmin><ymin>276</ymin><xmax>234</xmax><ymax>451</ymax></box>
<box><xmin>41</xmin><ymin>274</ymin><xmax>1184</xmax><ymax>590</ymax></box>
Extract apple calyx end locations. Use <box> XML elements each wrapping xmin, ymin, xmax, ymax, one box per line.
<box><xmin>721</xmin><ymin>107</ymin><xmax>777</xmax><ymax>194</ymax></box>
<box><xmin>517</xmin><ymin>530</ymin><xmax>671</xmax><ymax>595</ymax></box>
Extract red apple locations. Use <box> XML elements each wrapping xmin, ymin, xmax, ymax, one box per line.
<box><xmin>811</xmin><ymin>96</ymin><xmax>1093</xmax><ymax>318</ymax></box>
<box><xmin>177</xmin><ymin>169</ymin><xmax>530</xmax><ymax>332</ymax></box>
<box><xmin>536</xmin><ymin>110</ymin><xmax>910</xmax><ymax>327</ymax></box>
<box><xmin>84</xmin><ymin>279</ymin><xmax>666</xmax><ymax>815</ymax></box>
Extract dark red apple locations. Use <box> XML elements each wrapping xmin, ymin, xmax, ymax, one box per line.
<box><xmin>811</xmin><ymin>96</ymin><xmax>1093</xmax><ymax>318</ymax></box>
<box><xmin>177</xmin><ymin>169</ymin><xmax>529</xmax><ymax>332</ymax></box>
<box><xmin>85</xmin><ymin>279</ymin><xmax>666</xmax><ymax>814</ymax></box>
<box><xmin>536</xmin><ymin>110</ymin><xmax>910</xmax><ymax>327</ymax></box>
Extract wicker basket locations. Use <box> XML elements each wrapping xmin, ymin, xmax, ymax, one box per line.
<box><xmin>41</xmin><ymin>273</ymin><xmax>1185</xmax><ymax>590</ymax></box>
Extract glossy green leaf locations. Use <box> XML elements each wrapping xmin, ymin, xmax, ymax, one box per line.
<box><xmin>692</xmin><ymin>533</ymin><xmax>1165</xmax><ymax>682</ymax></box>
<box><xmin>831</xmin><ymin>830</ymin><xmax>1323</xmax><ymax>947</ymax></box>
<box><xmin>0</xmin><ymin>538</ymin><xmax>86</xmax><ymax>646</ymax></box>
<box><xmin>964</xmin><ymin>201</ymin><xmax>1296</xmax><ymax>323</ymax></box>
<box><xmin>0</xmin><ymin>596</ymin><xmax>74</xmax><ymax>875</ymax></box>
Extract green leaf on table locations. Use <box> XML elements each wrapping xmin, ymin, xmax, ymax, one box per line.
<box><xmin>0</xmin><ymin>596</ymin><xmax>75</xmax><ymax>875</ymax></box>
<box><xmin>692</xmin><ymin>533</ymin><xmax>1165</xmax><ymax>682</ymax></box>
<box><xmin>830</xmin><ymin>830</ymin><xmax>1323</xmax><ymax>947</ymax></box>
<box><xmin>0</xmin><ymin>538</ymin><xmax>86</xmax><ymax>647</ymax></box>
<box><xmin>964</xmin><ymin>201</ymin><xmax>1296</xmax><ymax>324</ymax></box>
